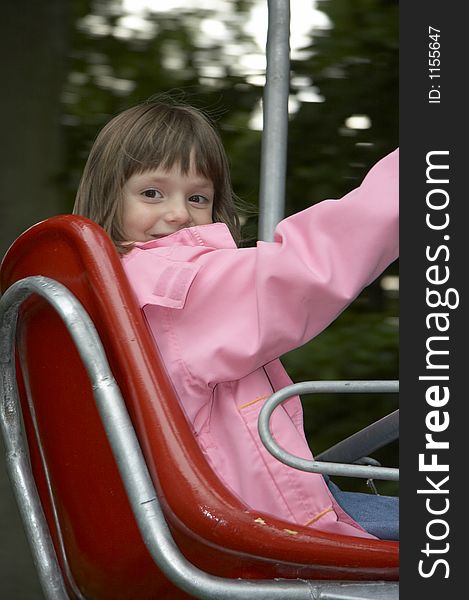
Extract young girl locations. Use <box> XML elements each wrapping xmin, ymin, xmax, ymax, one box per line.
<box><xmin>74</xmin><ymin>99</ymin><xmax>399</xmax><ymax>541</ymax></box>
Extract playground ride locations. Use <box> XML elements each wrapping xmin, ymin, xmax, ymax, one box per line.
<box><xmin>0</xmin><ymin>215</ymin><xmax>399</xmax><ymax>600</ymax></box>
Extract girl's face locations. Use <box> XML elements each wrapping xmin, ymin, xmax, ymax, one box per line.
<box><xmin>122</xmin><ymin>162</ymin><xmax>214</xmax><ymax>243</ymax></box>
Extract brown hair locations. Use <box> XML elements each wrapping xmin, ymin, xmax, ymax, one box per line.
<box><xmin>73</xmin><ymin>100</ymin><xmax>240</xmax><ymax>251</ymax></box>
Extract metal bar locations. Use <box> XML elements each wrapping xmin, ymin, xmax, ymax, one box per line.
<box><xmin>1</xmin><ymin>277</ymin><xmax>398</xmax><ymax>600</ymax></box>
<box><xmin>316</xmin><ymin>410</ymin><xmax>399</xmax><ymax>464</ymax></box>
<box><xmin>258</xmin><ymin>0</ymin><xmax>290</xmax><ymax>241</ymax></box>
<box><xmin>0</xmin><ymin>282</ymin><xmax>70</xmax><ymax>600</ymax></box>
<box><xmin>258</xmin><ymin>381</ymin><xmax>399</xmax><ymax>481</ymax></box>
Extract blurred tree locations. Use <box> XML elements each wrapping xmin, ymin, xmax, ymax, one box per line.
<box><xmin>288</xmin><ymin>0</ymin><xmax>398</xmax><ymax>211</ymax></box>
<box><xmin>0</xmin><ymin>0</ymin><xmax>70</xmax><ymax>258</ymax></box>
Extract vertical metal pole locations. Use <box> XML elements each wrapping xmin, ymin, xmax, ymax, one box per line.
<box><xmin>258</xmin><ymin>0</ymin><xmax>291</xmax><ymax>242</ymax></box>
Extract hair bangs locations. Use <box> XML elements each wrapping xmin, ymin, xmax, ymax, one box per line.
<box><xmin>121</xmin><ymin>105</ymin><xmax>225</xmax><ymax>186</ymax></box>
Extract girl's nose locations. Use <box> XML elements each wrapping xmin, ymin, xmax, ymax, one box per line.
<box><xmin>165</xmin><ymin>200</ymin><xmax>191</xmax><ymax>225</ymax></box>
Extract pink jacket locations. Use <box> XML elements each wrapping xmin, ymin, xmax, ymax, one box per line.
<box><xmin>122</xmin><ymin>149</ymin><xmax>399</xmax><ymax>539</ymax></box>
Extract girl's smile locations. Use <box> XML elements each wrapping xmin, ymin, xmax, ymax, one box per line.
<box><xmin>122</xmin><ymin>163</ymin><xmax>214</xmax><ymax>243</ymax></box>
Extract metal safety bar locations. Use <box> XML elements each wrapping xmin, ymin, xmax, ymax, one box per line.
<box><xmin>258</xmin><ymin>381</ymin><xmax>399</xmax><ymax>481</ymax></box>
<box><xmin>316</xmin><ymin>409</ymin><xmax>399</xmax><ymax>465</ymax></box>
<box><xmin>0</xmin><ymin>277</ymin><xmax>398</xmax><ymax>600</ymax></box>
<box><xmin>258</xmin><ymin>0</ymin><xmax>290</xmax><ymax>241</ymax></box>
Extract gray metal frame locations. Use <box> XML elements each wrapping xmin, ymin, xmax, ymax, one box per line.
<box><xmin>316</xmin><ymin>409</ymin><xmax>399</xmax><ymax>464</ymax></box>
<box><xmin>258</xmin><ymin>381</ymin><xmax>399</xmax><ymax>481</ymax></box>
<box><xmin>258</xmin><ymin>0</ymin><xmax>290</xmax><ymax>241</ymax></box>
<box><xmin>0</xmin><ymin>277</ymin><xmax>398</xmax><ymax>599</ymax></box>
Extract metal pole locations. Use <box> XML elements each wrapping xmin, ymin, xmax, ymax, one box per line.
<box><xmin>258</xmin><ymin>0</ymin><xmax>290</xmax><ymax>242</ymax></box>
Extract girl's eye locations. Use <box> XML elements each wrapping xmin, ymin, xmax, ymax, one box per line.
<box><xmin>189</xmin><ymin>194</ymin><xmax>210</xmax><ymax>206</ymax></box>
<box><xmin>141</xmin><ymin>189</ymin><xmax>162</xmax><ymax>200</ymax></box>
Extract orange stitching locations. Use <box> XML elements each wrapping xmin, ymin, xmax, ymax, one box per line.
<box><xmin>303</xmin><ymin>506</ymin><xmax>334</xmax><ymax>527</ymax></box>
<box><xmin>239</xmin><ymin>395</ymin><xmax>270</xmax><ymax>410</ymax></box>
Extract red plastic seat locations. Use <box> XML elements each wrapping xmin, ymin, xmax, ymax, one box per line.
<box><xmin>0</xmin><ymin>215</ymin><xmax>398</xmax><ymax>599</ymax></box>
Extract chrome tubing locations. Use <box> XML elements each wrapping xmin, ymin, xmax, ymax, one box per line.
<box><xmin>258</xmin><ymin>381</ymin><xmax>399</xmax><ymax>481</ymax></box>
<box><xmin>1</xmin><ymin>279</ymin><xmax>70</xmax><ymax>600</ymax></box>
<box><xmin>258</xmin><ymin>0</ymin><xmax>290</xmax><ymax>241</ymax></box>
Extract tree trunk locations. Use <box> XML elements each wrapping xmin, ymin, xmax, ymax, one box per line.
<box><xmin>0</xmin><ymin>0</ymin><xmax>69</xmax><ymax>259</ymax></box>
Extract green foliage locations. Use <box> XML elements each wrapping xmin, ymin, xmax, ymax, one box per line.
<box><xmin>287</xmin><ymin>0</ymin><xmax>398</xmax><ymax>215</ymax></box>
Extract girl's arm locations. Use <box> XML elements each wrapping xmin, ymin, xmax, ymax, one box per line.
<box><xmin>127</xmin><ymin>149</ymin><xmax>398</xmax><ymax>386</ymax></box>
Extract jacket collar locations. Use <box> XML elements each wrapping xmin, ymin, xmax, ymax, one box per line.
<box><xmin>133</xmin><ymin>223</ymin><xmax>237</xmax><ymax>251</ymax></box>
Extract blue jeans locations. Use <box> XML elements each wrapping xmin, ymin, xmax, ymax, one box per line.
<box><xmin>327</xmin><ymin>480</ymin><xmax>399</xmax><ymax>540</ymax></box>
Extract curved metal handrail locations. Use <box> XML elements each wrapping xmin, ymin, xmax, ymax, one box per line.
<box><xmin>1</xmin><ymin>277</ymin><xmax>398</xmax><ymax>600</ymax></box>
<box><xmin>258</xmin><ymin>381</ymin><xmax>399</xmax><ymax>481</ymax></box>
